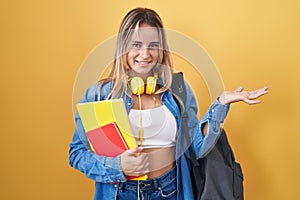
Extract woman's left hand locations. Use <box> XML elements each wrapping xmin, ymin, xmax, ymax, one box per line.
<box><xmin>218</xmin><ymin>86</ymin><xmax>268</xmax><ymax>105</ymax></box>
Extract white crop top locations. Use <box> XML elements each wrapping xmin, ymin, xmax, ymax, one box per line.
<box><xmin>128</xmin><ymin>105</ymin><xmax>177</xmax><ymax>148</ymax></box>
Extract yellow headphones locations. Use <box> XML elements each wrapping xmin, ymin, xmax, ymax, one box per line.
<box><xmin>129</xmin><ymin>73</ymin><xmax>158</xmax><ymax>95</ymax></box>
<box><xmin>128</xmin><ymin>73</ymin><xmax>158</xmax><ymax>148</ymax></box>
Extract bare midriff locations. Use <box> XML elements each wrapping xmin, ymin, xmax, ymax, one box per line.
<box><xmin>131</xmin><ymin>93</ymin><xmax>176</xmax><ymax>179</ymax></box>
<box><xmin>142</xmin><ymin>146</ymin><xmax>176</xmax><ymax>179</ymax></box>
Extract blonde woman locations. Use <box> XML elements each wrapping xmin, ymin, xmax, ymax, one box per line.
<box><xmin>69</xmin><ymin>7</ymin><xmax>268</xmax><ymax>200</ymax></box>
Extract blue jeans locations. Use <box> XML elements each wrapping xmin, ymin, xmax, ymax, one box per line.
<box><xmin>117</xmin><ymin>166</ymin><xmax>177</xmax><ymax>200</ymax></box>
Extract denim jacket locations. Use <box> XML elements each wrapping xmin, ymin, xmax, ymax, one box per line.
<box><xmin>69</xmin><ymin>80</ymin><xmax>230</xmax><ymax>200</ymax></box>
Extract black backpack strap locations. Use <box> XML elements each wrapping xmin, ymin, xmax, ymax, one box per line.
<box><xmin>171</xmin><ymin>72</ymin><xmax>186</xmax><ymax>107</ymax></box>
<box><xmin>171</xmin><ymin>73</ymin><xmax>199</xmax><ymax>166</ymax></box>
<box><xmin>171</xmin><ymin>72</ymin><xmax>205</xmax><ymax>199</ymax></box>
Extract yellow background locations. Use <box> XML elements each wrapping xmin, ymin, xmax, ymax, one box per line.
<box><xmin>1</xmin><ymin>0</ymin><xmax>299</xmax><ymax>199</ymax></box>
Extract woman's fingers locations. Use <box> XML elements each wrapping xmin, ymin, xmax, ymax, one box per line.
<box><xmin>120</xmin><ymin>148</ymin><xmax>149</xmax><ymax>176</ymax></box>
<box><xmin>248</xmin><ymin>86</ymin><xmax>268</xmax><ymax>99</ymax></box>
<box><xmin>241</xmin><ymin>86</ymin><xmax>268</xmax><ymax>104</ymax></box>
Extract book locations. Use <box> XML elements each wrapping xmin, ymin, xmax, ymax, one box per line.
<box><xmin>76</xmin><ymin>98</ymin><xmax>136</xmax><ymax>149</ymax></box>
<box><xmin>76</xmin><ymin>98</ymin><xmax>147</xmax><ymax>180</ymax></box>
<box><xmin>86</xmin><ymin>122</ymin><xmax>128</xmax><ymax>158</ymax></box>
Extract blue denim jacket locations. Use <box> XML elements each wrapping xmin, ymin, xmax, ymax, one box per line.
<box><xmin>69</xmin><ymin>81</ymin><xmax>230</xmax><ymax>200</ymax></box>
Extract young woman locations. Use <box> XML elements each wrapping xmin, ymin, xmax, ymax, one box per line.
<box><xmin>69</xmin><ymin>7</ymin><xmax>268</xmax><ymax>200</ymax></box>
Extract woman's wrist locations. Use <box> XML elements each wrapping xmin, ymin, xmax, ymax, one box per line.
<box><xmin>218</xmin><ymin>93</ymin><xmax>228</xmax><ymax>105</ymax></box>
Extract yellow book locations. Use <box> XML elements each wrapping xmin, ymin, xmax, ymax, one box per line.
<box><xmin>75</xmin><ymin>101</ymin><xmax>99</xmax><ymax>132</ymax></box>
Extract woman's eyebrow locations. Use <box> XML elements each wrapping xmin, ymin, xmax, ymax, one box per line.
<box><xmin>131</xmin><ymin>41</ymin><xmax>160</xmax><ymax>44</ymax></box>
<box><xmin>149</xmin><ymin>41</ymin><xmax>160</xmax><ymax>44</ymax></box>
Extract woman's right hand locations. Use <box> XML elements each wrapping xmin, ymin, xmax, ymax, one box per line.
<box><xmin>120</xmin><ymin>147</ymin><xmax>150</xmax><ymax>176</ymax></box>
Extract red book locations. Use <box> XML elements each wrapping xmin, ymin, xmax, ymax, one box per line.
<box><xmin>86</xmin><ymin>122</ymin><xmax>145</xmax><ymax>180</ymax></box>
<box><xmin>86</xmin><ymin>122</ymin><xmax>128</xmax><ymax>157</ymax></box>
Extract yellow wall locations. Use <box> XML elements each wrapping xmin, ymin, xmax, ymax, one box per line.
<box><xmin>0</xmin><ymin>0</ymin><xmax>299</xmax><ymax>199</ymax></box>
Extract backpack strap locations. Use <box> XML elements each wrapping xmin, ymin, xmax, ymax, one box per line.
<box><xmin>171</xmin><ymin>72</ymin><xmax>198</xmax><ymax>166</ymax></box>
<box><xmin>171</xmin><ymin>72</ymin><xmax>186</xmax><ymax>108</ymax></box>
<box><xmin>171</xmin><ymin>72</ymin><xmax>205</xmax><ymax>198</ymax></box>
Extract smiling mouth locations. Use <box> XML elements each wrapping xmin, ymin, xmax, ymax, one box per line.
<box><xmin>135</xmin><ymin>60</ymin><xmax>152</xmax><ymax>66</ymax></box>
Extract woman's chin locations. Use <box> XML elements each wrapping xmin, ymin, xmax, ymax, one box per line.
<box><xmin>130</xmin><ymin>69</ymin><xmax>153</xmax><ymax>77</ymax></box>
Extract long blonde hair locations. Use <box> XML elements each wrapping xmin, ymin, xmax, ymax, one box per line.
<box><xmin>100</xmin><ymin>7</ymin><xmax>174</xmax><ymax>99</ymax></box>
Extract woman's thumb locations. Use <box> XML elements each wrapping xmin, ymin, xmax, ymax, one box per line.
<box><xmin>235</xmin><ymin>86</ymin><xmax>244</xmax><ymax>92</ymax></box>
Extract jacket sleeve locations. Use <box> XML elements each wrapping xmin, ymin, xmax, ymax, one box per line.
<box><xmin>68</xmin><ymin>84</ymin><xmax>127</xmax><ymax>183</ymax></box>
<box><xmin>184</xmin><ymin>82</ymin><xmax>230</xmax><ymax>159</ymax></box>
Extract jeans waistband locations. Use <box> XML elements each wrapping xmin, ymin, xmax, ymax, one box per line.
<box><xmin>118</xmin><ymin>166</ymin><xmax>177</xmax><ymax>191</ymax></box>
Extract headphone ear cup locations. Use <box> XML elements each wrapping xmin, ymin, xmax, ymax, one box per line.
<box><xmin>130</xmin><ymin>77</ymin><xmax>145</xmax><ymax>95</ymax></box>
<box><xmin>145</xmin><ymin>75</ymin><xmax>157</xmax><ymax>95</ymax></box>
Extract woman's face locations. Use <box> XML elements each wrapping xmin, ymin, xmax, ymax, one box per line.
<box><xmin>127</xmin><ymin>23</ymin><xmax>160</xmax><ymax>77</ymax></box>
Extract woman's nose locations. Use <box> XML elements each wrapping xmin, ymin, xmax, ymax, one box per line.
<box><xmin>139</xmin><ymin>46</ymin><xmax>150</xmax><ymax>58</ymax></box>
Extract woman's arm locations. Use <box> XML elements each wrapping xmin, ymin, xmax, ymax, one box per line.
<box><xmin>183</xmin><ymin>82</ymin><xmax>229</xmax><ymax>159</ymax></box>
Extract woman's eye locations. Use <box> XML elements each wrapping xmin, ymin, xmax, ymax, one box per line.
<box><xmin>130</xmin><ymin>42</ymin><xmax>159</xmax><ymax>49</ymax></box>
<box><xmin>131</xmin><ymin>43</ymin><xmax>141</xmax><ymax>48</ymax></box>
<box><xmin>149</xmin><ymin>43</ymin><xmax>159</xmax><ymax>49</ymax></box>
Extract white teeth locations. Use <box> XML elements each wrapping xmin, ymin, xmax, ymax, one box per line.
<box><xmin>136</xmin><ymin>61</ymin><xmax>150</xmax><ymax>64</ymax></box>
<box><xmin>135</xmin><ymin>61</ymin><xmax>151</xmax><ymax>66</ymax></box>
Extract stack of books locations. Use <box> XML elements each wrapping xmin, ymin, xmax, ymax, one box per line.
<box><xmin>76</xmin><ymin>98</ymin><xmax>146</xmax><ymax>180</ymax></box>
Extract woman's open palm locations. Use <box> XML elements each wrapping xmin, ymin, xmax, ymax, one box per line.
<box><xmin>219</xmin><ymin>86</ymin><xmax>269</xmax><ymax>105</ymax></box>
